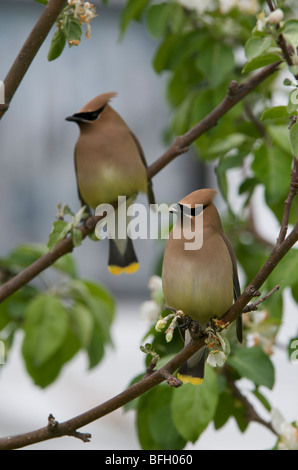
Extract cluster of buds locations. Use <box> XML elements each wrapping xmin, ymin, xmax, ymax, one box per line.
<box><xmin>256</xmin><ymin>8</ymin><xmax>284</xmax><ymax>32</ymax></box>
<box><xmin>68</xmin><ymin>0</ymin><xmax>96</xmax><ymax>35</ymax></box>
<box><xmin>155</xmin><ymin>310</ymin><xmax>185</xmax><ymax>343</ymax></box>
<box><xmin>62</xmin><ymin>0</ymin><xmax>97</xmax><ymax>46</ymax></box>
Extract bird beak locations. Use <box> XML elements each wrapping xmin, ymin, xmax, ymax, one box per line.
<box><xmin>65</xmin><ymin>115</ymin><xmax>81</xmax><ymax>123</ymax></box>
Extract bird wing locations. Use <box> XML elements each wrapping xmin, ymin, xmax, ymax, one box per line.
<box><xmin>221</xmin><ymin>233</ymin><xmax>243</xmax><ymax>343</ymax></box>
<box><xmin>130</xmin><ymin>131</ymin><xmax>155</xmax><ymax>206</ymax></box>
<box><xmin>74</xmin><ymin>144</ymin><xmax>89</xmax><ymax>209</ymax></box>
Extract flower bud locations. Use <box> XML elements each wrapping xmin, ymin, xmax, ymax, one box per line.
<box><xmin>267</xmin><ymin>9</ymin><xmax>284</xmax><ymax>24</ymax></box>
<box><xmin>155</xmin><ymin>319</ymin><xmax>167</xmax><ymax>332</ymax></box>
<box><xmin>166</xmin><ymin>330</ymin><xmax>173</xmax><ymax>343</ymax></box>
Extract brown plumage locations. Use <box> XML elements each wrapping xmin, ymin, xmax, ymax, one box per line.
<box><xmin>162</xmin><ymin>188</ymin><xmax>242</xmax><ymax>384</ymax></box>
<box><xmin>66</xmin><ymin>92</ymin><xmax>154</xmax><ymax>274</ymax></box>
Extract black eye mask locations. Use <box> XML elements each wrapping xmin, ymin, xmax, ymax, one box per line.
<box><xmin>178</xmin><ymin>204</ymin><xmax>207</xmax><ymax>217</ymax></box>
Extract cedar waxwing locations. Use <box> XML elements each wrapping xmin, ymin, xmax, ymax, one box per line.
<box><xmin>66</xmin><ymin>92</ymin><xmax>155</xmax><ymax>275</ymax></box>
<box><xmin>162</xmin><ymin>189</ymin><xmax>242</xmax><ymax>385</ymax></box>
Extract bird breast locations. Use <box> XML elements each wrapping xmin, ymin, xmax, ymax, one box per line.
<box><xmin>162</xmin><ymin>228</ymin><xmax>234</xmax><ymax>324</ymax></box>
<box><xmin>75</xmin><ymin>125</ymin><xmax>147</xmax><ymax>208</ymax></box>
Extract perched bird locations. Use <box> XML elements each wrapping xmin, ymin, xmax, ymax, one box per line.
<box><xmin>66</xmin><ymin>92</ymin><xmax>154</xmax><ymax>275</ymax></box>
<box><xmin>162</xmin><ymin>188</ymin><xmax>242</xmax><ymax>385</ymax></box>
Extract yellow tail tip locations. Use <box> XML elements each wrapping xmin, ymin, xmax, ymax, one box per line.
<box><xmin>123</xmin><ymin>262</ymin><xmax>139</xmax><ymax>274</ymax></box>
<box><xmin>108</xmin><ymin>265</ymin><xmax>124</xmax><ymax>276</ymax></box>
<box><xmin>108</xmin><ymin>263</ymin><xmax>139</xmax><ymax>275</ymax></box>
<box><xmin>177</xmin><ymin>373</ymin><xmax>203</xmax><ymax>386</ymax></box>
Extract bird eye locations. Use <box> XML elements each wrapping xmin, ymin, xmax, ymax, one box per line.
<box><xmin>72</xmin><ymin>106</ymin><xmax>105</xmax><ymax>122</ymax></box>
<box><xmin>178</xmin><ymin>204</ymin><xmax>205</xmax><ymax>216</ymax></box>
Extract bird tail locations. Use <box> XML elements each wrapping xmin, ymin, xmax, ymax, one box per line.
<box><xmin>177</xmin><ymin>330</ymin><xmax>207</xmax><ymax>385</ymax></box>
<box><xmin>108</xmin><ymin>238</ymin><xmax>139</xmax><ymax>275</ymax></box>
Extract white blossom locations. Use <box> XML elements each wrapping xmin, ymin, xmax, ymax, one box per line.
<box><xmin>207</xmin><ymin>350</ymin><xmax>227</xmax><ymax>368</ymax></box>
<box><xmin>271</xmin><ymin>409</ymin><xmax>298</xmax><ymax>450</ymax></box>
<box><xmin>140</xmin><ymin>300</ymin><xmax>160</xmax><ymax>323</ymax></box>
<box><xmin>220</xmin><ymin>0</ymin><xmax>259</xmax><ymax>14</ymax></box>
<box><xmin>176</xmin><ymin>0</ymin><xmax>216</xmax><ymax>14</ymax></box>
<box><xmin>148</xmin><ymin>275</ymin><xmax>163</xmax><ymax>295</ymax></box>
<box><xmin>267</xmin><ymin>8</ymin><xmax>284</xmax><ymax>24</ymax></box>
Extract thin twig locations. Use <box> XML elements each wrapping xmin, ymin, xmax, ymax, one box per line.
<box><xmin>0</xmin><ymin>0</ymin><xmax>67</xmax><ymax>120</ymax></box>
<box><xmin>276</xmin><ymin>156</ymin><xmax>298</xmax><ymax>246</ymax></box>
<box><xmin>224</xmin><ymin>370</ymin><xmax>277</xmax><ymax>435</ymax></box>
<box><xmin>243</xmin><ymin>284</ymin><xmax>281</xmax><ymax>313</ymax></box>
<box><xmin>244</xmin><ymin>102</ymin><xmax>267</xmax><ymax>138</ymax></box>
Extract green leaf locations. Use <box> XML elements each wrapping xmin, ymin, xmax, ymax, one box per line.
<box><xmin>287</xmin><ymin>90</ymin><xmax>298</xmax><ymax>115</ymax></box>
<box><xmin>153</xmin><ymin>30</ymin><xmax>205</xmax><ymax>74</ymax></box>
<box><xmin>0</xmin><ymin>286</ymin><xmax>38</xmax><ymax>326</ymax></box>
<box><xmin>244</xmin><ymin>36</ymin><xmax>272</xmax><ymax>61</ymax></box>
<box><xmin>65</xmin><ymin>17</ymin><xmax>82</xmax><ymax>45</ymax></box>
<box><xmin>35</xmin><ymin>0</ymin><xmax>48</xmax><ymax>4</ymax></box>
<box><xmin>153</xmin><ymin>33</ymin><xmax>182</xmax><ymax>74</ymax></box>
<box><xmin>120</xmin><ymin>0</ymin><xmax>150</xmax><ymax>35</ymax></box>
<box><xmin>214</xmin><ymin>390</ymin><xmax>248</xmax><ymax>433</ymax></box>
<box><xmin>53</xmin><ymin>253</ymin><xmax>78</xmax><ymax>278</ymax></box>
<box><xmin>252</xmin><ymin>140</ymin><xmax>293</xmax><ymax>205</ymax></box>
<box><xmin>290</xmin><ymin>121</ymin><xmax>298</xmax><ymax>156</ymax></box>
<box><xmin>3</xmin><ymin>243</ymin><xmax>47</xmax><ymax>271</ymax></box>
<box><xmin>261</xmin><ymin>106</ymin><xmax>289</xmax><ymax>121</ymax></box>
<box><xmin>171</xmin><ymin>92</ymin><xmax>196</xmax><ymax>135</ymax></box>
<box><xmin>171</xmin><ymin>366</ymin><xmax>218</xmax><ymax>442</ymax></box>
<box><xmin>145</xmin><ymin>3</ymin><xmax>171</xmax><ymax>39</ymax></box>
<box><xmin>22</xmin><ymin>294</ymin><xmax>69</xmax><ymax>368</ymax></box>
<box><xmin>47</xmin><ymin>219</ymin><xmax>70</xmax><ymax>251</ymax></box>
<box><xmin>67</xmin><ymin>279</ymin><xmax>115</xmax><ymax>368</ymax></box>
<box><xmin>267</xmin><ymin>249</ymin><xmax>298</xmax><ymax>291</ymax></box>
<box><xmin>267</xmin><ymin>125</ymin><xmax>292</xmax><ymax>155</ymax></box>
<box><xmin>282</xmin><ymin>19</ymin><xmax>298</xmax><ymax>49</ymax></box>
<box><xmin>137</xmin><ymin>385</ymin><xmax>186</xmax><ymax>450</ymax></box>
<box><xmin>70</xmin><ymin>227</ymin><xmax>82</xmax><ymax>247</ymax></box>
<box><xmin>227</xmin><ymin>346</ymin><xmax>275</xmax><ymax>389</ymax></box>
<box><xmin>69</xmin><ymin>302</ymin><xmax>94</xmax><ymax>347</ymax></box>
<box><xmin>47</xmin><ymin>27</ymin><xmax>66</xmax><ymax>61</ymax></box>
<box><xmin>252</xmin><ymin>389</ymin><xmax>272</xmax><ymax>412</ymax></box>
<box><xmin>24</xmin><ymin>329</ymin><xmax>80</xmax><ymax>388</ymax></box>
<box><xmin>196</xmin><ymin>41</ymin><xmax>235</xmax><ymax>88</ymax></box>
<box><xmin>205</xmin><ymin>133</ymin><xmax>248</xmax><ymax>157</ymax></box>
<box><xmin>242</xmin><ymin>53</ymin><xmax>281</xmax><ymax>74</ymax></box>
<box><xmin>216</xmin><ymin>154</ymin><xmax>245</xmax><ymax>201</ymax></box>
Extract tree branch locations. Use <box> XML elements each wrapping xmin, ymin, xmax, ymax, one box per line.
<box><xmin>147</xmin><ymin>62</ymin><xmax>281</xmax><ymax>179</ymax></box>
<box><xmin>276</xmin><ymin>156</ymin><xmax>298</xmax><ymax>246</ymax></box>
<box><xmin>0</xmin><ymin>0</ymin><xmax>67</xmax><ymax>120</ymax></box>
<box><xmin>243</xmin><ymin>283</ymin><xmax>281</xmax><ymax>313</ymax></box>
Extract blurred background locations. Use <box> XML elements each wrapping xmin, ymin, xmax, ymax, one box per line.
<box><xmin>0</xmin><ymin>0</ymin><xmax>297</xmax><ymax>450</ymax></box>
